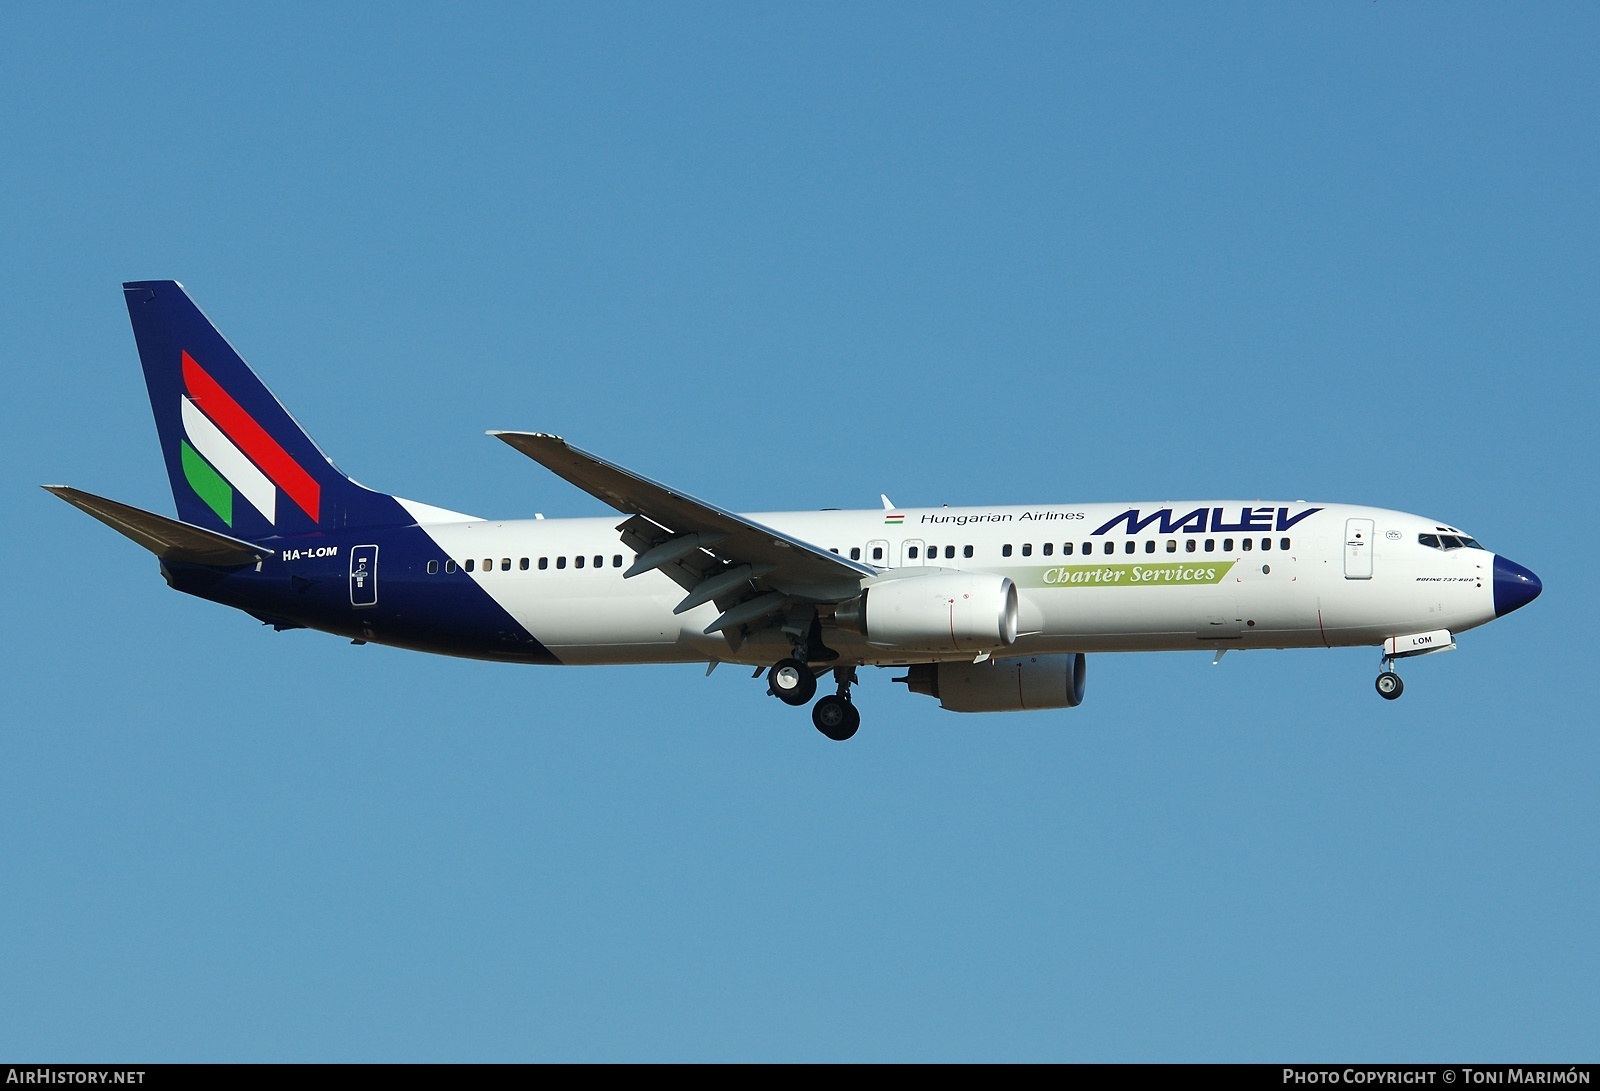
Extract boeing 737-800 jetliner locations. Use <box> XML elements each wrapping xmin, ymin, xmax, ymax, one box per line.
<box><xmin>47</xmin><ymin>282</ymin><xmax>1542</xmax><ymax>739</ymax></box>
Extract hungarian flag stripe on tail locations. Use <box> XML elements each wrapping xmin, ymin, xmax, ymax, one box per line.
<box><xmin>180</xmin><ymin>395</ymin><xmax>277</xmax><ymax>526</ymax></box>
<box><xmin>182</xmin><ymin>351</ymin><xmax>320</xmax><ymax>522</ymax></box>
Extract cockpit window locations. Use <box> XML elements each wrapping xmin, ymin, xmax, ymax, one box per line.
<box><xmin>1420</xmin><ymin>532</ymin><xmax>1487</xmax><ymax>551</ymax></box>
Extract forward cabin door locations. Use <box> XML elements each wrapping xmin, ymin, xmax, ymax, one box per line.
<box><xmin>1344</xmin><ymin>518</ymin><xmax>1374</xmax><ymax>579</ymax></box>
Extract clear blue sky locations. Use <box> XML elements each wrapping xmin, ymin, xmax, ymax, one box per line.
<box><xmin>3</xmin><ymin>3</ymin><xmax>1595</xmax><ymax>1061</ymax></box>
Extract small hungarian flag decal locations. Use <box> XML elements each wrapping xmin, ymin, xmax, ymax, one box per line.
<box><xmin>885</xmin><ymin>513</ymin><xmax>905</xmax><ymax>525</ymax></box>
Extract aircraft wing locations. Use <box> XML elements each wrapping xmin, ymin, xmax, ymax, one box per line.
<box><xmin>44</xmin><ymin>486</ymin><xmax>271</xmax><ymax>566</ymax></box>
<box><xmin>490</xmin><ymin>431</ymin><xmax>874</xmax><ymax>634</ymax></box>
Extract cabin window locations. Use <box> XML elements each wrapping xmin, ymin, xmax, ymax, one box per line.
<box><xmin>1063</xmin><ymin>542</ymin><xmax>1074</xmax><ymax>555</ymax></box>
<box><xmin>1103</xmin><ymin>542</ymin><xmax>1114</xmax><ymax>556</ymax></box>
<box><xmin>501</xmin><ymin>558</ymin><xmax>511</xmax><ymax>571</ymax></box>
<box><xmin>594</xmin><ymin>555</ymin><xmax>603</xmax><ymax>568</ymax></box>
<box><xmin>1221</xmin><ymin>538</ymin><xmax>1233</xmax><ymax>552</ymax></box>
<box><xmin>445</xmin><ymin>560</ymin><xmax>457</xmax><ymax>573</ymax></box>
<box><xmin>613</xmin><ymin>555</ymin><xmax>623</xmax><ymax>567</ymax></box>
<box><xmin>963</xmin><ymin>545</ymin><xmax>974</xmax><ymax>558</ymax></box>
<box><xmin>1280</xmin><ymin>538</ymin><xmax>1291</xmax><ymax>551</ymax></box>
<box><xmin>520</xmin><ymin>557</ymin><xmax>529</xmax><ymax>570</ymax></box>
<box><xmin>556</xmin><ymin>556</ymin><xmax>566</xmax><ymax>570</ymax></box>
<box><xmin>539</xmin><ymin>557</ymin><xmax>549</xmax><ymax>570</ymax></box>
<box><xmin>1205</xmin><ymin>539</ymin><xmax>1215</xmax><ymax>552</ymax></box>
<box><xmin>1124</xmin><ymin>541</ymin><xmax>1135</xmax><ymax>555</ymax></box>
<box><xmin>464</xmin><ymin>559</ymin><xmax>475</xmax><ymax>572</ymax></box>
<box><xmin>872</xmin><ymin>546</ymin><xmax>884</xmax><ymax>561</ymax></box>
<box><xmin>483</xmin><ymin>558</ymin><xmax>492</xmax><ymax>572</ymax></box>
<box><xmin>427</xmin><ymin>560</ymin><xmax>439</xmax><ymax>574</ymax></box>
<box><xmin>850</xmin><ymin>547</ymin><xmax>861</xmax><ymax>560</ymax></box>
<box><xmin>1260</xmin><ymin>538</ymin><xmax>1271</xmax><ymax>551</ymax></box>
<box><xmin>1185</xmin><ymin>539</ymin><xmax>1196</xmax><ymax>553</ymax></box>
<box><xmin>1021</xmin><ymin>544</ymin><xmax>1032</xmax><ymax>557</ymax></box>
<box><xmin>575</xmin><ymin>555</ymin><xmax>585</xmax><ymax>569</ymax></box>
<box><xmin>908</xmin><ymin>546</ymin><xmax>920</xmax><ymax>559</ymax></box>
<box><xmin>1002</xmin><ymin>544</ymin><xmax>1013</xmax><ymax>557</ymax></box>
<box><xmin>1166</xmin><ymin>540</ymin><xmax>1177</xmax><ymax>553</ymax></box>
<box><xmin>1242</xmin><ymin>538</ymin><xmax>1253</xmax><ymax>551</ymax></box>
<box><xmin>1042</xmin><ymin>542</ymin><xmax>1053</xmax><ymax>556</ymax></box>
<box><xmin>1145</xmin><ymin>540</ymin><xmax>1156</xmax><ymax>554</ymax></box>
<box><xmin>1082</xmin><ymin>542</ymin><xmax>1092</xmax><ymax>555</ymax></box>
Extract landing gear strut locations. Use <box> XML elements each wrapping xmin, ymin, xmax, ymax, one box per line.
<box><xmin>812</xmin><ymin>667</ymin><xmax>861</xmax><ymax>741</ymax></box>
<box><xmin>1375</xmin><ymin>656</ymin><xmax>1404</xmax><ymax>700</ymax></box>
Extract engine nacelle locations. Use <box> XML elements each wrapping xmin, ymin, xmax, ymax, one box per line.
<box><xmin>899</xmin><ymin>653</ymin><xmax>1087</xmax><ymax>713</ymax></box>
<box><xmin>837</xmin><ymin>573</ymin><xmax>1019</xmax><ymax>653</ymax></box>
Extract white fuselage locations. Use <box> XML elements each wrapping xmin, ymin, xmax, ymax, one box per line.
<box><xmin>408</xmin><ymin>501</ymin><xmax>1496</xmax><ymax>667</ymax></box>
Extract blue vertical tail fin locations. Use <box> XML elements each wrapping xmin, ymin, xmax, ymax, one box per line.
<box><xmin>124</xmin><ymin>280</ymin><xmax>412</xmax><ymax>540</ymax></box>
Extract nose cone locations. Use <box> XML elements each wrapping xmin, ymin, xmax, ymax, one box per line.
<box><xmin>1493</xmin><ymin>556</ymin><xmax>1542</xmax><ymax>617</ymax></box>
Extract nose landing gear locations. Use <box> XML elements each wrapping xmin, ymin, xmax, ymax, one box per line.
<box><xmin>1375</xmin><ymin>656</ymin><xmax>1404</xmax><ymax>700</ymax></box>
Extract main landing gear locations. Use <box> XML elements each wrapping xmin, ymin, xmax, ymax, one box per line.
<box><xmin>766</xmin><ymin>659</ymin><xmax>861</xmax><ymax>740</ymax></box>
<box><xmin>1375</xmin><ymin>656</ymin><xmax>1404</xmax><ymax>701</ymax></box>
<box><xmin>767</xmin><ymin>658</ymin><xmax>817</xmax><ymax>706</ymax></box>
<box><xmin>812</xmin><ymin>668</ymin><xmax>861</xmax><ymax>742</ymax></box>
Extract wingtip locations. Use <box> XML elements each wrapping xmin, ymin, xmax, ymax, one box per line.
<box><xmin>488</xmin><ymin>430</ymin><xmax>565</xmax><ymax>443</ymax></box>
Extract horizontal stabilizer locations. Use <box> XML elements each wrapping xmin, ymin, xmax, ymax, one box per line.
<box><xmin>44</xmin><ymin>486</ymin><xmax>270</xmax><ymax>566</ymax></box>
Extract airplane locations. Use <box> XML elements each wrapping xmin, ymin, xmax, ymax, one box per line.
<box><xmin>46</xmin><ymin>281</ymin><xmax>1543</xmax><ymax>741</ymax></box>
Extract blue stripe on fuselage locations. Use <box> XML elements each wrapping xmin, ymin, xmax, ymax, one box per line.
<box><xmin>161</xmin><ymin>523</ymin><xmax>560</xmax><ymax>664</ymax></box>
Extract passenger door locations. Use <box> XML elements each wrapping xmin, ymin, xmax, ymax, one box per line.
<box><xmin>1344</xmin><ymin>518</ymin><xmax>1374</xmax><ymax>579</ymax></box>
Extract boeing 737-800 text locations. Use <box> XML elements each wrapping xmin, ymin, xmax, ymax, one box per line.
<box><xmin>47</xmin><ymin>282</ymin><xmax>1542</xmax><ymax>739</ymax></box>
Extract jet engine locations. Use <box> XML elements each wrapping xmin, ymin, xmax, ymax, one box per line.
<box><xmin>834</xmin><ymin>573</ymin><xmax>1018</xmax><ymax>653</ymax></box>
<box><xmin>897</xmin><ymin>653</ymin><xmax>1087</xmax><ymax>713</ymax></box>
